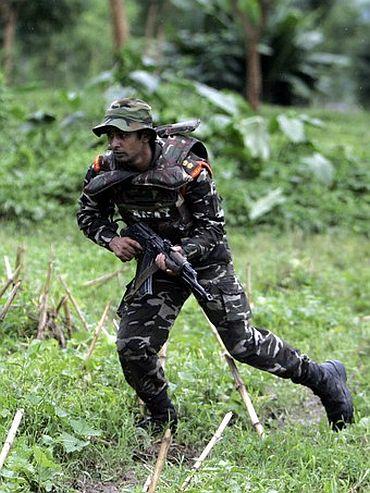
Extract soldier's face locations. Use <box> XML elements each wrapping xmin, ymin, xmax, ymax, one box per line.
<box><xmin>107</xmin><ymin>128</ymin><xmax>147</xmax><ymax>166</ymax></box>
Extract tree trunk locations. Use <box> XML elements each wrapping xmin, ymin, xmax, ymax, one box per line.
<box><xmin>231</xmin><ymin>0</ymin><xmax>271</xmax><ymax>111</ymax></box>
<box><xmin>244</xmin><ymin>28</ymin><xmax>262</xmax><ymax>111</ymax></box>
<box><xmin>1</xmin><ymin>2</ymin><xmax>18</xmax><ymax>84</ymax></box>
<box><xmin>108</xmin><ymin>0</ymin><xmax>129</xmax><ymax>55</ymax></box>
<box><xmin>144</xmin><ymin>0</ymin><xmax>159</xmax><ymax>56</ymax></box>
<box><xmin>155</xmin><ymin>0</ymin><xmax>170</xmax><ymax>64</ymax></box>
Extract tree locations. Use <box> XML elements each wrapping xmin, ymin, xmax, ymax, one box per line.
<box><xmin>108</xmin><ymin>0</ymin><xmax>129</xmax><ymax>59</ymax></box>
<box><xmin>0</xmin><ymin>1</ymin><xmax>23</xmax><ymax>83</ymax></box>
<box><xmin>230</xmin><ymin>0</ymin><xmax>271</xmax><ymax>110</ymax></box>
<box><xmin>0</xmin><ymin>0</ymin><xmax>84</xmax><ymax>84</ymax></box>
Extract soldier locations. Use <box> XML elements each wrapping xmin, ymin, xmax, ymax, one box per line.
<box><xmin>77</xmin><ymin>98</ymin><xmax>353</xmax><ymax>432</ymax></box>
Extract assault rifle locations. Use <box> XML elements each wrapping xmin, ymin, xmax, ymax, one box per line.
<box><xmin>123</xmin><ymin>223</ymin><xmax>213</xmax><ymax>303</ymax></box>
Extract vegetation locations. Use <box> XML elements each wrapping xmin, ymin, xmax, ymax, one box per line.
<box><xmin>0</xmin><ymin>221</ymin><xmax>369</xmax><ymax>492</ymax></box>
<box><xmin>0</xmin><ymin>1</ymin><xmax>369</xmax><ymax>491</ymax></box>
<box><xmin>0</xmin><ymin>78</ymin><xmax>369</xmax><ymax>234</ymax></box>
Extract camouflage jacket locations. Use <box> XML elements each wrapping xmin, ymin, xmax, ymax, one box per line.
<box><xmin>76</xmin><ymin>135</ymin><xmax>232</xmax><ymax>267</ymax></box>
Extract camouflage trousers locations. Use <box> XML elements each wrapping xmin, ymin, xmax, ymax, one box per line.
<box><xmin>116</xmin><ymin>262</ymin><xmax>310</xmax><ymax>406</ymax></box>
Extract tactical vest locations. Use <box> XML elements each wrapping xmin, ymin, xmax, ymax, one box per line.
<box><xmin>86</xmin><ymin>134</ymin><xmax>210</xmax><ymax>243</ymax></box>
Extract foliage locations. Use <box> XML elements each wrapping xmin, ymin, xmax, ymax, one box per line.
<box><xmin>0</xmin><ymin>77</ymin><xmax>369</xmax><ymax>235</ymax></box>
<box><xmin>0</xmin><ymin>221</ymin><xmax>369</xmax><ymax>491</ymax></box>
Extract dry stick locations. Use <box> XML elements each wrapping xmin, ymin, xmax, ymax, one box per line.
<box><xmin>59</xmin><ymin>276</ymin><xmax>89</xmax><ymax>331</ymax></box>
<box><xmin>0</xmin><ymin>409</ymin><xmax>24</xmax><ymax>470</ymax></box>
<box><xmin>224</xmin><ymin>353</ymin><xmax>264</xmax><ymax>438</ymax></box>
<box><xmin>83</xmin><ymin>268</ymin><xmax>124</xmax><ymax>288</ymax></box>
<box><xmin>55</xmin><ymin>295</ymin><xmax>73</xmax><ymax>338</ymax></box>
<box><xmin>4</xmin><ymin>256</ymin><xmax>13</xmax><ymax>281</ymax></box>
<box><xmin>0</xmin><ymin>281</ymin><xmax>21</xmax><ymax>322</ymax></box>
<box><xmin>0</xmin><ymin>265</ymin><xmax>21</xmax><ymax>299</ymax></box>
<box><xmin>84</xmin><ymin>302</ymin><xmax>111</xmax><ymax>365</ymax></box>
<box><xmin>62</xmin><ymin>299</ymin><xmax>73</xmax><ymax>338</ymax></box>
<box><xmin>55</xmin><ymin>295</ymin><xmax>68</xmax><ymax>315</ymax></box>
<box><xmin>142</xmin><ymin>428</ymin><xmax>172</xmax><ymax>493</ymax></box>
<box><xmin>202</xmin><ymin>310</ymin><xmax>264</xmax><ymax>438</ymax></box>
<box><xmin>36</xmin><ymin>260</ymin><xmax>54</xmax><ymax>339</ymax></box>
<box><xmin>14</xmin><ymin>246</ymin><xmax>25</xmax><ymax>283</ymax></box>
<box><xmin>159</xmin><ymin>341</ymin><xmax>168</xmax><ymax>372</ymax></box>
<box><xmin>180</xmin><ymin>412</ymin><xmax>233</xmax><ymax>491</ymax></box>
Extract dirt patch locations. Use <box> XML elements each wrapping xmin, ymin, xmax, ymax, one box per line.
<box><xmin>263</xmin><ymin>386</ymin><xmax>324</xmax><ymax>429</ymax></box>
<box><xmin>290</xmin><ymin>387</ymin><xmax>323</xmax><ymax>426</ymax></box>
<box><xmin>70</xmin><ymin>471</ymin><xmax>137</xmax><ymax>493</ymax></box>
<box><xmin>133</xmin><ymin>439</ymin><xmax>198</xmax><ymax>466</ymax></box>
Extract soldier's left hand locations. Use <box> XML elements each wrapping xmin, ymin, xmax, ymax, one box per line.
<box><xmin>155</xmin><ymin>246</ymin><xmax>184</xmax><ymax>275</ymax></box>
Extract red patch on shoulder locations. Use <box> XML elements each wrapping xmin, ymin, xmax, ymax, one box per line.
<box><xmin>190</xmin><ymin>160</ymin><xmax>212</xmax><ymax>178</ymax></box>
<box><xmin>93</xmin><ymin>155</ymin><xmax>101</xmax><ymax>173</ymax></box>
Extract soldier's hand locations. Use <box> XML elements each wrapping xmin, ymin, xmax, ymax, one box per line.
<box><xmin>109</xmin><ymin>236</ymin><xmax>142</xmax><ymax>262</ymax></box>
<box><xmin>155</xmin><ymin>246</ymin><xmax>184</xmax><ymax>275</ymax></box>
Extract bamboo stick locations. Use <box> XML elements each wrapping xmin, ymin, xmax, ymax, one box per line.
<box><xmin>201</xmin><ymin>309</ymin><xmax>264</xmax><ymax>438</ymax></box>
<box><xmin>3</xmin><ymin>256</ymin><xmax>13</xmax><ymax>281</ymax></box>
<box><xmin>224</xmin><ymin>353</ymin><xmax>264</xmax><ymax>437</ymax></box>
<box><xmin>180</xmin><ymin>412</ymin><xmax>233</xmax><ymax>491</ymax></box>
<box><xmin>143</xmin><ymin>428</ymin><xmax>172</xmax><ymax>493</ymax></box>
<box><xmin>0</xmin><ymin>409</ymin><xmax>24</xmax><ymax>470</ymax></box>
<box><xmin>55</xmin><ymin>295</ymin><xmax>67</xmax><ymax>315</ymax></box>
<box><xmin>59</xmin><ymin>276</ymin><xmax>89</xmax><ymax>331</ymax></box>
<box><xmin>36</xmin><ymin>260</ymin><xmax>54</xmax><ymax>339</ymax></box>
<box><xmin>159</xmin><ymin>341</ymin><xmax>168</xmax><ymax>372</ymax></box>
<box><xmin>14</xmin><ymin>246</ymin><xmax>25</xmax><ymax>282</ymax></box>
<box><xmin>0</xmin><ymin>265</ymin><xmax>21</xmax><ymax>299</ymax></box>
<box><xmin>62</xmin><ymin>298</ymin><xmax>73</xmax><ymax>338</ymax></box>
<box><xmin>84</xmin><ymin>302</ymin><xmax>111</xmax><ymax>364</ymax></box>
<box><xmin>0</xmin><ymin>281</ymin><xmax>21</xmax><ymax>322</ymax></box>
<box><xmin>82</xmin><ymin>268</ymin><xmax>124</xmax><ymax>288</ymax></box>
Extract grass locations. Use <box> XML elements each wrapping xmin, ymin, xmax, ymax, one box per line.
<box><xmin>0</xmin><ymin>219</ymin><xmax>369</xmax><ymax>492</ymax></box>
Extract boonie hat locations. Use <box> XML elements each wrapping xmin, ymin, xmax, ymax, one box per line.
<box><xmin>92</xmin><ymin>98</ymin><xmax>156</xmax><ymax>138</ymax></box>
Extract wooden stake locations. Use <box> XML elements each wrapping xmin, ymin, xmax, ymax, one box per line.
<box><xmin>224</xmin><ymin>353</ymin><xmax>264</xmax><ymax>437</ymax></box>
<box><xmin>0</xmin><ymin>265</ymin><xmax>21</xmax><ymax>299</ymax></box>
<box><xmin>59</xmin><ymin>276</ymin><xmax>89</xmax><ymax>331</ymax></box>
<box><xmin>201</xmin><ymin>309</ymin><xmax>264</xmax><ymax>438</ymax></box>
<box><xmin>159</xmin><ymin>341</ymin><xmax>168</xmax><ymax>372</ymax></box>
<box><xmin>3</xmin><ymin>256</ymin><xmax>13</xmax><ymax>281</ymax></box>
<box><xmin>55</xmin><ymin>295</ymin><xmax>67</xmax><ymax>315</ymax></box>
<box><xmin>0</xmin><ymin>409</ymin><xmax>24</xmax><ymax>470</ymax></box>
<box><xmin>180</xmin><ymin>412</ymin><xmax>233</xmax><ymax>491</ymax></box>
<box><xmin>143</xmin><ymin>428</ymin><xmax>172</xmax><ymax>493</ymax></box>
<box><xmin>0</xmin><ymin>281</ymin><xmax>21</xmax><ymax>322</ymax></box>
<box><xmin>14</xmin><ymin>246</ymin><xmax>25</xmax><ymax>282</ymax></box>
<box><xmin>83</xmin><ymin>268</ymin><xmax>124</xmax><ymax>288</ymax></box>
<box><xmin>84</xmin><ymin>302</ymin><xmax>111</xmax><ymax>364</ymax></box>
<box><xmin>62</xmin><ymin>298</ymin><xmax>73</xmax><ymax>338</ymax></box>
<box><xmin>36</xmin><ymin>260</ymin><xmax>54</xmax><ymax>339</ymax></box>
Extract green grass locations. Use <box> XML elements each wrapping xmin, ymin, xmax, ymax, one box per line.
<box><xmin>0</xmin><ymin>219</ymin><xmax>369</xmax><ymax>492</ymax></box>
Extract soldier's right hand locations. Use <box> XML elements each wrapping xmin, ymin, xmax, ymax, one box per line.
<box><xmin>109</xmin><ymin>236</ymin><xmax>142</xmax><ymax>262</ymax></box>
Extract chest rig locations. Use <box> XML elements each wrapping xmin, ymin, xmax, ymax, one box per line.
<box><xmin>86</xmin><ymin>125</ymin><xmax>209</xmax><ymax>242</ymax></box>
<box><xmin>116</xmin><ymin>134</ymin><xmax>208</xmax><ymax>241</ymax></box>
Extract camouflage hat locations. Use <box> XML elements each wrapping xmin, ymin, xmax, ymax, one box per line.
<box><xmin>92</xmin><ymin>98</ymin><xmax>156</xmax><ymax>138</ymax></box>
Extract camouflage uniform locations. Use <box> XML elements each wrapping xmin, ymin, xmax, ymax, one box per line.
<box><xmin>77</xmin><ymin>98</ymin><xmax>353</xmax><ymax>430</ymax></box>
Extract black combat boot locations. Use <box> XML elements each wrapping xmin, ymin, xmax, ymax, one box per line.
<box><xmin>136</xmin><ymin>389</ymin><xmax>178</xmax><ymax>434</ymax></box>
<box><xmin>300</xmin><ymin>359</ymin><xmax>354</xmax><ymax>431</ymax></box>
